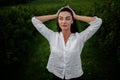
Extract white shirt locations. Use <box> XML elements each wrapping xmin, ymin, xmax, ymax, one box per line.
<box><xmin>31</xmin><ymin>17</ymin><xmax>102</xmax><ymax>79</ymax></box>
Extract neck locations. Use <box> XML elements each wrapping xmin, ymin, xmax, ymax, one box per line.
<box><xmin>62</xmin><ymin>30</ymin><xmax>71</xmax><ymax>37</ymax></box>
<box><xmin>61</xmin><ymin>30</ymin><xmax>71</xmax><ymax>45</ymax></box>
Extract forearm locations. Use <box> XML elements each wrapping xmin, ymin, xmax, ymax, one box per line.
<box><xmin>35</xmin><ymin>14</ymin><xmax>57</xmax><ymax>22</ymax></box>
<box><xmin>74</xmin><ymin>15</ymin><xmax>96</xmax><ymax>23</ymax></box>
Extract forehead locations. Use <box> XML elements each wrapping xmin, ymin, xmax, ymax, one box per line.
<box><xmin>59</xmin><ymin>11</ymin><xmax>72</xmax><ymax>17</ymax></box>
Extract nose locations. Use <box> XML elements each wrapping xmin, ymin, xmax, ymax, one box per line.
<box><xmin>62</xmin><ymin>19</ymin><xmax>67</xmax><ymax>24</ymax></box>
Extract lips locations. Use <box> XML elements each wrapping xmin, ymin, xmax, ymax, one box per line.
<box><xmin>62</xmin><ymin>25</ymin><xmax>67</xmax><ymax>27</ymax></box>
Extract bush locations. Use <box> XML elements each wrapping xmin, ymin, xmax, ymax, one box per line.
<box><xmin>0</xmin><ymin>0</ymin><xmax>33</xmax><ymax>6</ymax></box>
<box><xmin>93</xmin><ymin>0</ymin><xmax>120</xmax><ymax>79</ymax></box>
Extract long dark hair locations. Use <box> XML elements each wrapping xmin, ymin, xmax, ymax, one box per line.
<box><xmin>57</xmin><ymin>7</ymin><xmax>79</xmax><ymax>33</ymax></box>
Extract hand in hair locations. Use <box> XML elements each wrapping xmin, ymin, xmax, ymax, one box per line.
<box><xmin>56</xmin><ymin>7</ymin><xmax>64</xmax><ymax>17</ymax></box>
<box><xmin>56</xmin><ymin>5</ymin><xmax>76</xmax><ymax>18</ymax></box>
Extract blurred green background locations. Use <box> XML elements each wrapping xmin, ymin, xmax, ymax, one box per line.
<box><xmin>0</xmin><ymin>0</ymin><xmax>120</xmax><ymax>80</ymax></box>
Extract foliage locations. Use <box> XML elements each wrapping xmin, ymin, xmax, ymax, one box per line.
<box><xmin>0</xmin><ymin>0</ymin><xmax>119</xmax><ymax>80</ymax></box>
<box><xmin>0</xmin><ymin>0</ymin><xmax>33</xmax><ymax>6</ymax></box>
<box><xmin>92</xmin><ymin>0</ymin><xmax>120</xmax><ymax>79</ymax></box>
<box><xmin>94</xmin><ymin>0</ymin><xmax>120</xmax><ymax>64</ymax></box>
<box><xmin>0</xmin><ymin>6</ymin><xmax>40</xmax><ymax>80</ymax></box>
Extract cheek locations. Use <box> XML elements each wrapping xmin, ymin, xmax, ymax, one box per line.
<box><xmin>58</xmin><ymin>20</ymin><xmax>60</xmax><ymax>24</ymax></box>
<box><xmin>68</xmin><ymin>20</ymin><xmax>73</xmax><ymax>25</ymax></box>
<box><xmin>58</xmin><ymin>20</ymin><xmax>62</xmax><ymax>26</ymax></box>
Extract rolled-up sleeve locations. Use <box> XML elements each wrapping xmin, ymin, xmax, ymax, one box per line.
<box><xmin>31</xmin><ymin>17</ymin><xmax>54</xmax><ymax>42</ymax></box>
<box><xmin>79</xmin><ymin>16</ymin><xmax>102</xmax><ymax>42</ymax></box>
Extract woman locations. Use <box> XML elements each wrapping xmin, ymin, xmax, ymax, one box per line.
<box><xmin>31</xmin><ymin>6</ymin><xmax>102</xmax><ymax>80</ymax></box>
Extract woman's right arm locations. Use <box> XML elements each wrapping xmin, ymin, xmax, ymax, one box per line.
<box><xmin>31</xmin><ymin>14</ymin><xmax>57</xmax><ymax>42</ymax></box>
<box><xmin>31</xmin><ymin>8</ymin><xmax>61</xmax><ymax>40</ymax></box>
<box><xmin>35</xmin><ymin>6</ymin><xmax>64</xmax><ymax>22</ymax></box>
<box><xmin>35</xmin><ymin>14</ymin><xmax>57</xmax><ymax>22</ymax></box>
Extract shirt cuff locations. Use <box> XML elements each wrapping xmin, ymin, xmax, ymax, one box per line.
<box><xmin>31</xmin><ymin>17</ymin><xmax>42</xmax><ymax>24</ymax></box>
<box><xmin>89</xmin><ymin>16</ymin><xmax>102</xmax><ymax>25</ymax></box>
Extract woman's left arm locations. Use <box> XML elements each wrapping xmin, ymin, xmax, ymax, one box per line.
<box><xmin>74</xmin><ymin>15</ymin><xmax>96</xmax><ymax>23</ymax></box>
<box><xmin>67</xmin><ymin>6</ymin><xmax>96</xmax><ymax>23</ymax></box>
<box><xmin>67</xmin><ymin>6</ymin><xmax>102</xmax><ymax>42</ymax></box>
<box><xmin>77</xmin><ymin>16</ymin><xmax>102</xmax><ymax>42</ymax></box>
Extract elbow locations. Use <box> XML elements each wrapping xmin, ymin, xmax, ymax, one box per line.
<box><xmin>98</xmin><ymin>18</ymin><xmax>102</xmax><ymax>26</ymax></box>
<box><xmin>31</xmin><ymin>17</ymin><xmax>35</xmax><ymax>23</ymax></box>
<box><xmin>89</xmin><ymin>16</ymin><xmax>102</xmax><ymax>26</ymax></box>
<box><xmin>94</xmin><ymin>16</ymin><xmax>102</xmax><ymax>26</ymax></box>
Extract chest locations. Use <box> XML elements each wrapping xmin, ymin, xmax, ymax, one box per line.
<box><xmin>50</xmin><ymin>34</ymin><xmax>82</xmax><ymax>53</ymax></box>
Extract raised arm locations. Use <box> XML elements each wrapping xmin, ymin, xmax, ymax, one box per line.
<box><xmin>66</xmin><ymin>6</ymin><xmax>96</xmax><ymax>23</ymax></box>
<box><xmin>35</xmin><ymin>6</ymin><xmax>66</xmax><ymax>22</ymax></box>
<box><xmin>65</xmin><ymin>6</ymin><xmax>102</xmax><ymax>42</ymax></box>
<box><xmin>31</xmin><ymin>13</ymin><xmax>59</xmax><ymax>42</ymax></box>
<box><xmin>35</xmin><ymin>14</ymin><xmax>57</xmax><ymax>22</ymax></box>
<box><xmin>74</xmin><ymin>15</ymin><xmax>96</xmax><ymax>23</ymax></box>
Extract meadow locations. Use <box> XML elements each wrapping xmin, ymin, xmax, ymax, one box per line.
<box><xmin>0</xmin><ymin>0</ymin><xmax>119</xmax><ymax>80</ymax></box>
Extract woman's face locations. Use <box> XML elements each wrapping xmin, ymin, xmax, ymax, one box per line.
<box><xmin>58</xmin><ymin>11</ymin><xmax>73</xmax><ymax>31</ymax></box>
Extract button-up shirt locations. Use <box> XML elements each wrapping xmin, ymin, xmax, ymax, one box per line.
<box><xmin>31</xmin><ymin>17</ymin><xmax>102</xmax><ymax>79</ymax></box>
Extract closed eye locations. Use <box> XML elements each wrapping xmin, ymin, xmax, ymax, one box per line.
<box><xmin>59</xmin><ymin>17</ymin><xmax>63</xmax><ymax>20</ymax></box>
<box><xmin>66</xmin><ymin>16</ymin><xmax>71</xmax><ymax>20</ymax></box>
